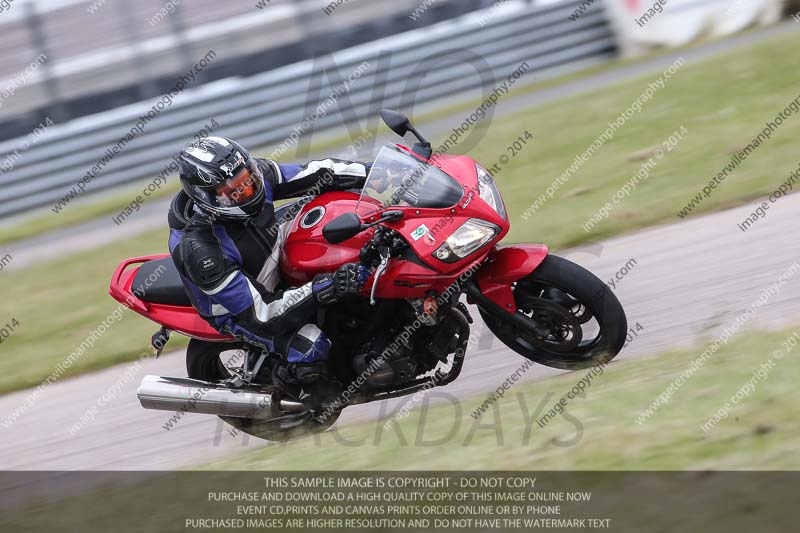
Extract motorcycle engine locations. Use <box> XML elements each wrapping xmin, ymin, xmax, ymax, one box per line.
<box><xmin>351</xmin><ymin>310</ymin><xmax>465</xmax><ymax>390</ymax></box>
<box><xmin>352</xmin><ymin>344</ymin><xmax>419</xmax><ymax>389</ymax></box>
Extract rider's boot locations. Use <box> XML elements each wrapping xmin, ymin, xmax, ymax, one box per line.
<box><xmin>273</xmin><ymin>324</ymin><xmax>342</xmax><ymax>411</ymax></box>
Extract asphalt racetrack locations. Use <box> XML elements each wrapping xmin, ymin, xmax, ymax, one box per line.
<box><xmin>1</xmin><ymin>23</ymin><xmax>798</xmax><ymax>471</ymax></box>
<box><xmin>2</xmin><ymin>191</ymin><xmax>799</xmax><ymax>469</ymax></box>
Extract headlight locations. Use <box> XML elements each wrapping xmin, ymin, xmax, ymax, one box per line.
<box><xmin>434</xmin><ymin>219</ymin><xmax>499</xmax><ymax>263</ymax></box>
<box><xmin>476</xmin><ymin>164</ymin><xmax>507</xmax><ymax>220</ymax></box>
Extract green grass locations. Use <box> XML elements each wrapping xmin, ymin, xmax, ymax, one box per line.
<box><xmin>476</xmin><ymin>28</ymin><xmax>800</xmax><ymax>246</ymax></box>
<box><xmin>205</xmin><ymin>327</ymin><xmax>800</xmax><ymax>471</ymax></box>
<box><xmin>2</xmin><ymin>29</ymin><xmax>799</xmax><ymax>394</ymax></box>
<box><xmin>1</xmin><ymin>329</ymin><xmax>798</xmax><ymax>532</ymax></box>
<box><xmin>0</xmin><ymin>56</ymin><xmax>611</xmax><ymax>247</ymax></box>
<box><xmin>0</xmin><ymin>26</ymin><xmax>762</xmax><ymax>248</ymax></box>
<box><xmin>4</xmin><ymin>29</ymin><xmax>795</xmax><ymax>252</ymax></box>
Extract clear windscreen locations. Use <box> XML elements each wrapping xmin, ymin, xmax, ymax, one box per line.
<box><xmin>357</xmin><ymin>145</ymin><xmax>464</xmax><ymax>213</ymax></box>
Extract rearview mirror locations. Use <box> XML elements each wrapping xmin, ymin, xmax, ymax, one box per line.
<box><xmin>380</xmin><ymin>109</ymin><xmax>432</xmax><ymax>160</ymax></box>
<box><xmin>380</xmin><ymin>109</ymin><xmax>411</xmax><ymax>138</ymax></box>
<box><xmin>322</xmin><ymin>212</ymin><xmax>364</xmax><ymax>244</ymax></box>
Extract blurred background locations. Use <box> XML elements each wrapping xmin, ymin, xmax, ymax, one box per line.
<box><xmin>0</xmin><ymin>0</ymin><xmax>788</xmax><ymax>219</ymax></box>
<box><xmin>1</xmin><ymin>0</ymin><xmax>800</xmax><ymax>478</ymax></box>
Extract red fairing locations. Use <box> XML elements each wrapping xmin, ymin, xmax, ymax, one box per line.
<box><xmin>280</xmin><ymin>192</ymin><xmax>376</xmax><ymax>284</ymax></box>
<box><xmin>474</xmin><ymin>244</ymin><xmax>549</xmax><ymax>313</ymax></box>
<box><xmin>109</xmin><ymin>255</ymin><xmax>232</xmax><ymax>342</ymax></box>
<box><xmin>367</xmin><ymin>256</ymin><xmax>486</xmax><ymax>299</ymax></box>
<box><xmin>358</xmin><ymin>147</ymin><xmax>510</xmax><ymax>277</ymax></box>
<box><xmin>110</xmin><ymin>141</ymin><xmax>535</xmax><ymax>338</ymax></box>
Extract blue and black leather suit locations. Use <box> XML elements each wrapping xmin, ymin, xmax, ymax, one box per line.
<box><xmin>168</xmin><ymin>157</ymin><xmax>370</xmax><ymax>364</ymax></box>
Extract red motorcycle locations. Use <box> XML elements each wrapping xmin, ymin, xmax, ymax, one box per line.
<box><xmin>110</xmin><ymin>110</ymin><xmax>627</xmax><ymax>441</ymax></box>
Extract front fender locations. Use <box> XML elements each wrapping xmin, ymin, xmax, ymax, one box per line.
<box><xmin>473</xmin><ymin>244</ymin><xmax>548</xmax><ymax>313</ymax></box>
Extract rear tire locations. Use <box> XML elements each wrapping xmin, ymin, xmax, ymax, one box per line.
<box><xmin>185</xmin><ymin>339</ymin><xmax>340</xmax><ymax>442</ymax></box>
<box><xmin>480</xmin><ymin>255</ymin><xmax>627</xmax><ymax>370</ymax></box>
<box><xmin>186</xmin><ymin>339</ymin><xmax>241</xmax><ymax>382</ymax></box>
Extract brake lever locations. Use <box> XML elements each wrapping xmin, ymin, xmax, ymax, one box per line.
<box><xmin>370</xmin><ymin>248</ymin><xmax>391</xmax><ymax>306</ymax></box>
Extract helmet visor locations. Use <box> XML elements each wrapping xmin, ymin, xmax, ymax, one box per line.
<box><xmin>212</xmin><ymin>162</ymin><xmax>264</xmax><ymax>208</ymax></box>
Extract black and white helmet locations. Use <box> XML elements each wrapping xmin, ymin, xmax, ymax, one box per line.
<box><xmin>178</xmin><ymin>137</ymin><xmax>266</xmax><ymax>221</ymax></box>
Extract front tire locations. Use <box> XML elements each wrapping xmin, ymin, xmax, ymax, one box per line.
<box><xmin>185</xmin><ymin>339</ymin><xmax>340</xmax><ymax>442</ymax></box>
<box><xmin>480</xmin><ymin>255</ymin><xmax>627</xmax><ymax>370</ymax></box>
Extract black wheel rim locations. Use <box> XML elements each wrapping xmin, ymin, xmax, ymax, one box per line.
<box><xmin>515</xmin><ymin>296</ymin><xmax>583</xmax><ymax>353</ymax></box>
<box><xmin>510</xmin><ymin>280</ymin><xmax>605</xmax><ymax>360</ymax></box>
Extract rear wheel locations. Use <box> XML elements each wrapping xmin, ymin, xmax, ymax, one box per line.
<box><xmin>185</xmin><ymin>339</ymin><xmax>340</xmax><ymax>442</ymax></box>
<box><xmin>480</xmin><ymin>255</ymin><xmax>627</xmax><ymax>370</ymax></box>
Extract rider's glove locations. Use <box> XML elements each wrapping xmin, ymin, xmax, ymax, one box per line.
<box><xmin>313</xmin><ymin>263</ymin><xmax>370</xmax><ymax>305</ymax></box>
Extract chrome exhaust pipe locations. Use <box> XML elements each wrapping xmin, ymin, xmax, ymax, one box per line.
<box><xmin>137</xmin><ymin>375</ymin><xmax>305</xmax><ymax>419</ymax></box>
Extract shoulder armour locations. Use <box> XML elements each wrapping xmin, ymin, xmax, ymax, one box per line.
<box><xmin>180</xmin><ymin>236</ymin><xmax>230</xmax><ymax>291</ymax></box>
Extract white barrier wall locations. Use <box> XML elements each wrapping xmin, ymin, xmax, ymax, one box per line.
<box><xmin>604</xmin><ymin>0</ymin><xmax>785</xmax><ymax>55</ymax></box>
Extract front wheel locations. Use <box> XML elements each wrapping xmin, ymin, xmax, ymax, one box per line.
<box><xmin>479</xmin><ymin>255</ymin><xmax>627</xmax><ymax>370</ymax></box>
<box><xmin>185</xmin><ymin>339</ymin><xmax>340</xmax><ymax>442</ymax></box>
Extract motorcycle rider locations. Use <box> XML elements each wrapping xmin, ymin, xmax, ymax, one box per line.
<box><xmin>168</xmin><ymin>136</ymin><xmax>371</xmax><ymax>406</ymax></box>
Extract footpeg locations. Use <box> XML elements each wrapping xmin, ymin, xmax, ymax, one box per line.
<box><xmin>150</xmin><ymin>327</ymin><xmax>171</xmax><ymax>357</ymax></box>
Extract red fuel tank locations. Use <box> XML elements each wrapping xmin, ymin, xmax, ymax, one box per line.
<box><xmin>279</xmin><ymin>191</ymin><xmax>375</xmax><ymax>285</ymax></box>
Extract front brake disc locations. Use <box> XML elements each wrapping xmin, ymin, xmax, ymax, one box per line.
<box><xmin>517</xmin><ymin>297</ymin><xmax>583</xmax><ymax>353</ymax></box>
